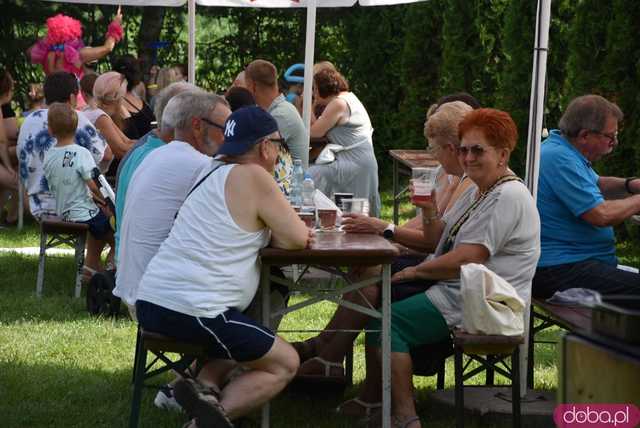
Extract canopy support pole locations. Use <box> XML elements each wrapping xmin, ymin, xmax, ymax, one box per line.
<box><xmin>188</xmin><ymin>0</ymin><xmax>196</xmax><ymax>83</ymax></box>
<box><xmin>524</xmin><ymin>0</ymin><xmax>550</xmax><ymax>200</ymax></box>
<box><xmin>301</xmin><ymin>0</ymin><xmax>317</xmax><ymax>143</ymax></box>
<box><xmin>521</xmin><ymin>0</ymin><xmax>551</xmax><ymax>398</ymax></box>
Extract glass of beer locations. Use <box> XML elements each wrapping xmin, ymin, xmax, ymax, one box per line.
<box><xmin>299</xmin><ymin>211</ymin><xmax>316</xmax><ymax>229</ymax></box>
<box><xmin>411</xmin><ymin>167</ymin><xmax>439</xmax><ymax>204</ymax></box>
<box><xmin>317</xmin><ymin>208</ymin><xmax>337</xmax><ymax>229</ymax></box>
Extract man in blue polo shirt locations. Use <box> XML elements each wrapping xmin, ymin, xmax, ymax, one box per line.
<box><xmin>533</xmin><ymin>94</ymin><xmax>640</xmax><ymax>298</ymax></box>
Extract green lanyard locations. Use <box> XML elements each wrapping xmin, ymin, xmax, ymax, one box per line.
<box><xmin>441</xmin><ymin>175</ymin><xmax>522</xmax><ymax>254</ymax></box>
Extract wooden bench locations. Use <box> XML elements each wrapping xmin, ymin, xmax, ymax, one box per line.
<box><xmin>526</xmin><ymin>298</ymin><xmax>592</xmax><ymax>387</ymax></box>
<box><xmin>453</xmin><ymin>330</ymin><xmax>524</xmax><ymax>428</ymax></box>
<box><xmin>129</xmin><ymin>327</ymin><xmax>209</xmax><ymax>428</ymax></box>
<box><xmin>37</xmin><ymin>216</ymin><xmax>89</xmax><ymax>298</ymax></box>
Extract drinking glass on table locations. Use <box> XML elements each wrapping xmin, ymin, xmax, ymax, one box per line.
<box><xmin>333</xmin><ymin>192</ymin><xmax>354</xmax><ymax>208</ymax></box>
<box><xmin>341</xmin><ymin>198</ymin><xmax>368</xmax><ymax>216</ymax></box>
<box><xmin>299</xmin><ymin>211</ymin><xmax>316</xmax><ymax>229</ymax></box>
<box><xmin>317</xmin><ymin>208</ymin><xmax>337</xmax><ymax>229</ymax></box>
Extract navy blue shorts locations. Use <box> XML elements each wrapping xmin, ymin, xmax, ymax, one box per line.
<box><xmin>80</xmin><ymin>210</ymin><xmax>112</xmax><ymax>241</ymax></box>
<box><xmin>136</xmin><ymin>300</ymin><xmax>276</xmax><ymax>362</ymax></box>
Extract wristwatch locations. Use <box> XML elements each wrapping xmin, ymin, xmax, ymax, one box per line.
<box><xmin>625</xmin><ymin>177</ymin><xmax>638</xmax><ymax>194</ymax></box>
<box><xmin>382</xmin><ymin>223</ymin><xmax>396</xmax><ymax>240</ymax></box>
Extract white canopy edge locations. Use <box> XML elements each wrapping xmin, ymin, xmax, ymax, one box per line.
<box><xmin>197</xmin><ymin>0</ymin><xmax>356</xmax><ymax>8</ymax></box>
<box><xmin>40</xmin><ymin>0</ymin><xmax>186</xmax><ymax>6</ymax></box>
<box><xmin>40</xmin><ymin>0</ymin><xmax>423</xmax><ymax>7</ymax></box>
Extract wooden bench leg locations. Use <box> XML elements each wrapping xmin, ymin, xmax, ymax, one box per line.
<box><xmin>512</xmin><ymin>347</ymin><xmax>521</xmax><ymax>428</ymax></box>
<box><xmin>485</xmin><ymin>354</ymin><xmax>495</xmax><ymax>385</ymax></box>
<box><xmin>455</xmin><ymin>346</ymin><xmax>464</xmax><ymax>428</ymax></box>
<box><xmin>436</xmin><ymin>359</ymin><xmax>445</xmax><ymax>390</ymax></box>
<box><xmin>526</xmin><ymin>308</ymin><xmax>535</xmax><ymax>388</ymax></box>
<box><xmin>36</xmin><ymin>230</ymin><xmax>47</xmax><ymax>297</ymax></box>
<box><xmin>129</xmin><ymin>341</ymin><xmax>148</xmax><ymax>428</ymax></box>
<box><xmin>131</xmin><ymin>327</ymin><xmax>143</xmax><ymax>385</ymax></box>
<box><xmin>74</xmin><ymin>233</ymin><xmax>86</xmax><ymax>298</ymax></box>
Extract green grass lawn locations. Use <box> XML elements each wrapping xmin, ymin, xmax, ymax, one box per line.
<box><xmin>0</xmin><ymin>193</ymin><xmax>567</xmax><ymax>428</ymax></box>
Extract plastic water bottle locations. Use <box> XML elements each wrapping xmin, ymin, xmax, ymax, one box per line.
<box><xmin>290</xmin><ymin>159</ymin><xmax>304</xmax><ymax>206</ymax></box>
<box><xmin>302</xmin><ymin>173</ymin><xmax>315</xmax><ymax>207</ymax></box>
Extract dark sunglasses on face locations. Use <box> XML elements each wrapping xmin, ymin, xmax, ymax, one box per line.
<box><xmin>200</xmin><ymin>117</ymin><xmax>225</xmax><ymax>131</ymax></box>
<box><xmin>456</xmin><ymin>144</ymin><xmax>487</xmax><ymax>157</ymax></box>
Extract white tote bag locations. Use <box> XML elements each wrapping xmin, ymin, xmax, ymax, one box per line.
<box><xmin>460</xmin><ymin>263</ymin><xmax>525</xmax><ymax>336</ymax></box>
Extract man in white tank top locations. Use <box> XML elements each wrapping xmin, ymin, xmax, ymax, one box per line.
<box><xmin>136</xmin><ymin>106</ymin><xmax>311</xmax><ymax>428</ymax></box>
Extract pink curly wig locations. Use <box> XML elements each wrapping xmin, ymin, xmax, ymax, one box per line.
<box><xmin>45</xmin><ymin>14</ymin><xmax>83</xmax><ymax>45</ymax></box>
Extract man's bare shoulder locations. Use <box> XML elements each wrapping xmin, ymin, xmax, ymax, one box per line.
<box><xmin>227</xmin><ymin>163</ymin><xmax>275</xmax><ymax>188</ymax></box>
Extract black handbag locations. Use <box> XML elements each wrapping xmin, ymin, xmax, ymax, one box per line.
<box><xmin>86</xmin><ymin>269</ymin><xmax>121</xmax><ymax>317</ymax></box>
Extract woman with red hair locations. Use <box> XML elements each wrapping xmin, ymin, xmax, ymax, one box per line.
<box><xmin>344</xmin><ymin>109</ymin><xmax>541</xmax><ymax>428</ymax></box>
<box><xmin>29</xmin><ymin>7</ymin><xmax>124</xmax><ymax>79</ymax></box>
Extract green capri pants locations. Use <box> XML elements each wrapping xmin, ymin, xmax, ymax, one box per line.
<box><xmin>366</xmin><ymin>292</ymin><xmax>450</xmax><ymax>353</ymax></box>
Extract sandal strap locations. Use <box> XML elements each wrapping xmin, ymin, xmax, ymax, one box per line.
<box><xmin>394</xmin><ymin>415</ymin><xmax>420</xmax><ymax>428</ymax></box>
<box><xmin>82</xmin><ymin>266</ymin><xmax>98</xmax><ymax>275</ymax></box>
<box><xmin>311</xmin><ymin>357</ymin><xmax>344</xmax><ymax>377</ymax></box>
<box><xmin>351</xmin><ymin>398</ymin><xmax>382</xmax><ymax>410</ymax></box>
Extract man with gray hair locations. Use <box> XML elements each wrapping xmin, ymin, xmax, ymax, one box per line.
<box><xmin>136</xmin><ymin>106</ymin><xmax>310</xmax><ymax>427</ymax></box>
<box><xmin>114</xmin><ymin>90</ymin><xmax>231</xmax><ymax>317</ymax></box>
<box><xmin>534</xmin><ymin>94</ymin><xmax>640</xmax><ymax>298</ymax></box>
<box><xmin>114</xmin><ymin>81</ymin><xmax>200</xmax><ymax>256</ymax></box>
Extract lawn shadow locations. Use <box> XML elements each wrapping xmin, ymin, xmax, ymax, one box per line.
<box><xmin>0</xmin><ymin>360</ymin><xmax>183</xmax><ymax>428</ymax></box>
<box><xmin>0</xmin><ymin>252</ymin><xmax>117</xmax><ymax>324</ymax></box>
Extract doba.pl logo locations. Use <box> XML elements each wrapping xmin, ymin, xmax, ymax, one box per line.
<box><xmin>554</xmin><ymin>404</ymin><xmax>640</xmax><ymax>427</ymax></box>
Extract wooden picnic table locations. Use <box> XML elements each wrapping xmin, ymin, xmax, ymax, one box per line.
<box><xmin>389</xmin><ymin>149</ymin><xmax>439</xmax><ymax>225</ymax></box>
<box><xmin>534</xmin><ymin>299</ymin><xmax>640</xmax><ymax>404</ymax></box>
<box><xmin>259</xmin><ymin>232</ymin><xmax>399</xmax><ymax>428</ymax></box>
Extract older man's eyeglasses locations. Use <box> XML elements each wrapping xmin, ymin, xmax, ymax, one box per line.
<box><xmin>261</xmin><ymin>136</ymin><xmax>289</xmax><ymax>152</ymax></box>
<box><xmin>456</xmin><ymin>144</ymin><xmax>487</xmax><ymax>157</ymax></box>
<box><xmin>200</xmin><ymin>117</ymin><xmax>225</xmax><ymax>131</ymax></box>
<box><xmin>589</xmin><ymin>130</ymin><xmax>618</xmax><ymax>144</ymax></box>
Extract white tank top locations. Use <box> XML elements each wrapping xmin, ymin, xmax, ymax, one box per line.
<box><xmin>136</xmin><ymin>163</ymin><xmax>271</xmax><ymax>318</ymax></box>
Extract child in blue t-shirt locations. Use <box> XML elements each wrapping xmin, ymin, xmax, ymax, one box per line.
<box><xmin>43</xmin><ymin>103</ymin><xmax>114</xmax><ymax>278</ymax></box>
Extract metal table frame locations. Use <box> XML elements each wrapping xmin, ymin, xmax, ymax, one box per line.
<box><xmin>259</xmin><ymin>233</ymin><xmax>398</xmax><ymax>428</ymax></box>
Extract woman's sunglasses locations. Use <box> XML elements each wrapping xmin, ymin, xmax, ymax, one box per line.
<box><xmin>456</xmin><ymin>144</ymin><xmax>488</xmax><ymax>157</ymax></box>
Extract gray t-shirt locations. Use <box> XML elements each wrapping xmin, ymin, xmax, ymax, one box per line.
<box><xmin>43</xmin><ymin>144</ymin><xmax>99</xmax><ymax>222</ymax></box>
<box><xmin>268</xmin><ymin>94</ymin><xmax>308</xmax><ymax>168</ymax></box>
<box><xmin>425</xmin><ymin>179</ymin><xmax>541</xmax><ymax>328</ymax></box>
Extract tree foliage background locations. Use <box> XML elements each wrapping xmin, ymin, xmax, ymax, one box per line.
<box><xmin>1</xmin><ymin>0</ymin><xmax>638</xmax><ymax>179</ymax></box>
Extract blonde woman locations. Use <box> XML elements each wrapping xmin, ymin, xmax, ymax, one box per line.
<box><xmin>86</xmin><ymin>71</ymin><xmax>135</xmax><ymax>159</ymax></box>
